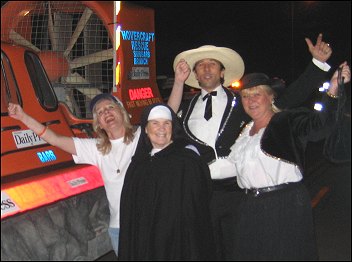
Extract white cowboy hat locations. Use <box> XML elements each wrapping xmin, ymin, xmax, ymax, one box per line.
<box><xmin>173</xmin><ymin>45</ymin><xmax>245</xmax><ymax>89</ymax></box>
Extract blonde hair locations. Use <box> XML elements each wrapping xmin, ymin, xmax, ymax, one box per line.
<box><xmin>92</xmin><ymin>98</ymin><xmax>135</xmax><ymax>155</ymax></box>
<box><xmin>241</xmin><ymin>85</ymin><xmax>281</xmax><ymax>113</ymax></box>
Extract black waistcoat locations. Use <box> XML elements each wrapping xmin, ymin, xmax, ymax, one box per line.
<box><xmin>178</xmin><ymin>87</ymin><xmax>250</xmax><ymax>164</ymax></box>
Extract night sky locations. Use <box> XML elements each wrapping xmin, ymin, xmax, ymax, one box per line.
<box><xmin>133</xmin><ymin>1</ymin><xmax>351</xmax><ymax>84</ymax></box>
<box><xmin>1</xmin><ymin>1</ymin><xmax>350</xmax><ymax>84</ymax></box>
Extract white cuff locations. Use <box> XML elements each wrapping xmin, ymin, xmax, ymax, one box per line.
<box><xmin>312</xmin><ymin>58</ymin><xmax>331</xmax><ymax>72</ymax></box>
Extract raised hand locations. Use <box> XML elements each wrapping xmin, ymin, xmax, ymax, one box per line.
<box><xmin>8</xmin><ymin>103</ymin><xmax>26</xmax><ymax>121</ymax></box>
<box><xmin>305</xmin><ymin>33</ymin><xmax>332</xmax><ymax>63</ymax></box>
<box><xmin>328</xmin><ymin>62</ymin><xmax>350</xmax><ymax>95</ymax></box>
<box><xmin>174</xmin><ymin>59</ymin><xmax>191</xmax><ymax>84</ymax></box>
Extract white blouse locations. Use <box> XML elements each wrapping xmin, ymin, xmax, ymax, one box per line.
<box><xmin>228</xmin><ymin>121</ymin><xmax>303</xmax><ymax>189</ymax></box>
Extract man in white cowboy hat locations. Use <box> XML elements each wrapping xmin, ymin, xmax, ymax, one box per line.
<box><xmin>167</xmin><ymin>33</ymin><xmax>332</xmax><ymax>260</ymax></box>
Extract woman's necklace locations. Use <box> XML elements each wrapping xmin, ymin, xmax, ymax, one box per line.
<box><xmin>116</xmin><ymin>142</ymin><xmax>127</xmax><ymax>174</ymax></box>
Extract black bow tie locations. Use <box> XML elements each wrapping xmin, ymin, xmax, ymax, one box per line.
<box><xmin>202</xmin><ymin>91</ymin><xmax>217</xmax><ymax>101</ymax></box>
<box><xmin>203</xmin><ymin>91</ymin><xmax>217</xmax><ymax>120</ymax></box>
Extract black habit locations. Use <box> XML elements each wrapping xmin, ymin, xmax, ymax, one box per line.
<box><xmin>118</xmin><ymin>103</ymin><xmax>215</xmax><ymax>261</ymax></box>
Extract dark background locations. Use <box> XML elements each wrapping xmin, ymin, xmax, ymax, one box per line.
<box><xmin>2</xmin><ymin>1</ymin><xmax>350</xmax><ymax>84</ymax></box>
<box><xmin>134</xmin><ymin>1</ymin><xmax>351</xmax><ymax>84</ymax></box>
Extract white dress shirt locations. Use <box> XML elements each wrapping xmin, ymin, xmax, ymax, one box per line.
<box><xmin>188</xmin><ymin>85</ymin><xmax>235</xmax><ymax>179</ymax></box>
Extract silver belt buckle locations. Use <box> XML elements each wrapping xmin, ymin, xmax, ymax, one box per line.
<box><xmin>254</xmin><ymin>189</ymin><xmax>260</xmax><ymax>197</ymax></box>
<box><xmin>245</xmin><ymin>188</ymin><xmax>260</xmax><ymax>197</ymax></box>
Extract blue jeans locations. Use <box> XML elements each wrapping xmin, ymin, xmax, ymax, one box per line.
<box><xmin>108</xmin><ymin>227</ymin><xmax>120</xmax><ymax>256</ymax></box>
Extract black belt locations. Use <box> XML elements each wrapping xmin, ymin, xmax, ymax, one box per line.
<box><xmin>244</xmin><ymin>182</ymin><xmax>301</xmax><ymax>197</ymax></box>
<box><xmin>212</xmin><ymin>176</ymin><xmax>243</xmax><ymax>192</ymax></box>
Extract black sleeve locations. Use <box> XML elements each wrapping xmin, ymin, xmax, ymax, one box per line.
<box><xmin>276</xmin><ymin>61</ymin><xmax>327</xmax><ymax>109</ymax></box>
<box><xmin>323</xmin><ymin>84</ymin><xmax>351</xmax><ymax>163</ymax></box>
<box><xmin>303</xmin><ymin>94</ymin><xmax>339</xmax><ymax>142</ymax></box>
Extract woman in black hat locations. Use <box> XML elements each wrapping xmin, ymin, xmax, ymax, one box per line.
<box><xmin>118</xmin><ymin>103</ymin><xmax>215</xmax><ymax>261</ymax></box>
<box><xmin>227</xmin><ymin>62</ymin><xmax>350</xmax><ymax>260</ymax></box>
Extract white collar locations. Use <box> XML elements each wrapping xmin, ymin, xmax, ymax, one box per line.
<box><xmin>150</xmin><ymin>148</ymin><xmax>162</xmax><ymax>156</ymax></box>
<box><xmin>201</xmin><ymin>85</ymin><xmax>223</xmax><ymax>98</ymax></box>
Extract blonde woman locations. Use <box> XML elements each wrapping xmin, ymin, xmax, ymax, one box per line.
<box><xmin>8</xmin><ymin>94</ymin><xmax>141</xmax><ymax>256</ymax></box>
<box><xmin>228</xmin><ymin>62</ymin><xmax>350</xmax><ymax>260</ymax></box>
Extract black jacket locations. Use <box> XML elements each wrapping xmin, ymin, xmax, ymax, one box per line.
<box><xmin>261</xmin><ymin>95</ymin><xmax>338</xmax><ymax>173</ymax></box>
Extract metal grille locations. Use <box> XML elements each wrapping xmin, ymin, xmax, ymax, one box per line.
<box><xmin>2</xmin><ymin>1</ymin><xmax>113</xmax><ymax>118</ymax></box>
